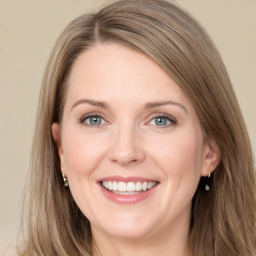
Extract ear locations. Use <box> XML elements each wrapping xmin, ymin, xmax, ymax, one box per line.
<box><xmin>201</xmin><ymin>139</ymin><xmax>221</xmax><ymax>177</ymax></box>
<box><xmin>52</xmin><ymin>123</ymin><xmax>66</xmax><ymax>173</ymax></box>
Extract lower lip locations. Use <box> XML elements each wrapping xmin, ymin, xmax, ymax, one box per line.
<box><xmin>98</xmin><ymin>183</ymin><xmax>158</xmax><ymax>204</ymax></box>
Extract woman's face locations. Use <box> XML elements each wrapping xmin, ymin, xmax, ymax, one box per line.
<box><xmin>52</xmin><ymin>43</ymin><xmax>218</xmax><ymax>242</ymax></box>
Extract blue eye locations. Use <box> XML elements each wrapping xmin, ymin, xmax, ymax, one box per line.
<box><xmin>149</xmin><ymin>115</ymin><xmax>176</xmax><ymax>127</ymax></box>
<box><xmin>83</xmin><ymin>115</ymin><xmax>106</xmax><ymax>126</ymax></box>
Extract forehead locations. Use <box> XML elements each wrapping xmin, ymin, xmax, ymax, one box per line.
<box><xmin>65</xmin><ymin>43</ymin><xmax>192</xmax><ymax>110</ymax></box>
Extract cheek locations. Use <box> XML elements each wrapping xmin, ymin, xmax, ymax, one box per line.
<box><xmin>149</xmin><ymin>129</ymin><xmax>204</xmax><ymax>182</ymax></box>
<box><xmin>61</xmin><ymin>128</ymin><xmax>107</xmax><ymax>177</ymax></box>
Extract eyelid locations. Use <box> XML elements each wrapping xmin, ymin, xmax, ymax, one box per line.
<box><xmin>79</xmin><ymin>112</ymin><xmax>109</xmax><ymax>126</ymax></box>
<box><xmin>79</xmin><ymin>112</ymin><xmax>177</xmax><ymax>128</ymax></box>
<box><xmin>146</xmin><ymin>113</ymin><xmax>177</xmax><ymax>127</ymax></box>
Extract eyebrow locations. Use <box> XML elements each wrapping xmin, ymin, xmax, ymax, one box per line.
<box><xmin>72</xmin><ymin>99</ymin><xmax>109</xmax><ymax>109</ymax></box>
<box><xmin>71</xmin><ymin>98</ymin><xmax>188</xmax><ymax>114</ymax></box>
<box><xmin>145</xmin><ymin>101</ymin><xmax>188</xmax><ymax>114</ymax></box>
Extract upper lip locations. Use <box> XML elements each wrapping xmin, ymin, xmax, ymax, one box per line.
<box><xmin>97</xmin><ymin>176</ymin><xmax>159</xmax><ymax>183</ymax></box>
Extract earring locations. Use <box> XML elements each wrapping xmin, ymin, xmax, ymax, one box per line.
<box><xmin>205</xmin><ymin>173</ymin><xmax>211</xmax><ymax>191</ymax></box>
<box><xmin>62</xmin><ymin>173</ymin><xmax>69</xmax><ymax>187</ymax></box>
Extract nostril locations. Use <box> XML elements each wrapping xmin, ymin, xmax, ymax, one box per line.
<box><xmin>109</xmin><ymin>150</ymin><xmax>145</xmax><ymax>166</ymax></box>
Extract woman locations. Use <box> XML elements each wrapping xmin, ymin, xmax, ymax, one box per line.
<box><xmin>18</xmin><ymin>0</ymin><xmax>256</xmax><ymax>255</ymax></box>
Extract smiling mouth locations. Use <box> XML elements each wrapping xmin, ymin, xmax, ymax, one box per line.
<box><xmin>101</xmin><ymin>181</ymin><xmax>158</xmax><ymax>195</ymax></box>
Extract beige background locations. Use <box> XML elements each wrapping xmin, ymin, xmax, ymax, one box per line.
<box><xmin>0</xmin><ymin>0</ymin><xmax>255</xmax><ymax>253</ymax></box>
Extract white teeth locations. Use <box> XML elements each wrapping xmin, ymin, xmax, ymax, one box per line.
<box><xmin>113</xmin><ymin>191</ymin><xmax>138</xmax><ymax>195</ymax></box>
<box><xmin>101</xmin><ymin>181</ymin><xmax>157</xmax><ymax>193</ymax></box>
<box><xmin>135</xmin><ymin>182</ymin><xmax>142</xmax><ymax>191</ymax></box>
<box><xmin>127</xmin><ymin>182</ymin><xmax>135</xmax><ymax>192</ymax></box>
<box><xmin>108</xmin><ymin>181</ymin><xmax>113</xmax><ymax>191</ymax></box>
<box><xmin>142</xmin><ymin>181</ymin><xmax>147</xmax><ymax>191</ymax></box>
<box><xmin>118</xmin><ymin>182</ymin><xmax>126</xmax><ymax>192</ymax></box>
<box><xmin>102</xmin><ymin>181</ymin><xmax>108</xmax><ymax>189</ymax></box>
<box><xmin>148</xmin><ymin>182</ymin><xmax>153</xmax><ymax>190</ymax></box>
<box><xmin>113</xmin><ymin>181</ymin><xmax>118</xmax><ymax>191</ymax></box>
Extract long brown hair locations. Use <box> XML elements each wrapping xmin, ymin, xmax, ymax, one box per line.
<box><xmin>18</xmin><ymin>0</ymin><xmax>256</xmax><ymax>255</ymax></box>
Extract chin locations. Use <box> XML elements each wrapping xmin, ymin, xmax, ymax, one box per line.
<box><xmin>103</xmin><ymin>225</ymin><xmax>153</xmax><ymax>240</ymax></box>
<box><xmin>91</xmin><ymin>213</ymin><xmax>157</xmax><ymax>240</ymax></box>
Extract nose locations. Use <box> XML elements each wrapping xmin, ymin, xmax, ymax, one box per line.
<box><xmin>108</xmin><ymin>123</ymin><xmax>145</xmax><ymax>166</ymax></box>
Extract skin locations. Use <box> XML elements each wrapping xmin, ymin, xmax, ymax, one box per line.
<box><xmin>52</xmin><ymin>43</ymin><xmax>220</xmax><ymax>256</ymax></box>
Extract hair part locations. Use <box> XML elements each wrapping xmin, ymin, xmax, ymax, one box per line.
<box><xmin>18</xmin><ymin>1</ymin><xmax>256</xmax><ymax>255</ymax></box>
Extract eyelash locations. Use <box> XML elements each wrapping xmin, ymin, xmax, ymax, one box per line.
<box><xmin>79</xmin><ymin>113</ymin><xmax>177</xmax><ymax>128</ymax></box>
<box><xmin>79</xmin><ymin>113</ymin><xmax>107</xmax><ymax>127</ymax></box>
<box><xmin>147</xmin><ymin>114</ymin><xmax>177</xmax><ymax>128</ymax></box>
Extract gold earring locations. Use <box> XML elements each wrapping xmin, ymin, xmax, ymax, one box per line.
<box><xmin>62</xmin><ymin>173</ymin><xmax>69</xmax><ymax>187</ymax></box>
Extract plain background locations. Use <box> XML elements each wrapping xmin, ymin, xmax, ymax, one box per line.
<box><xmin>0</xmin><ymin>0</ymin><xmax>255</xmax><ymax>253</ymax></box>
